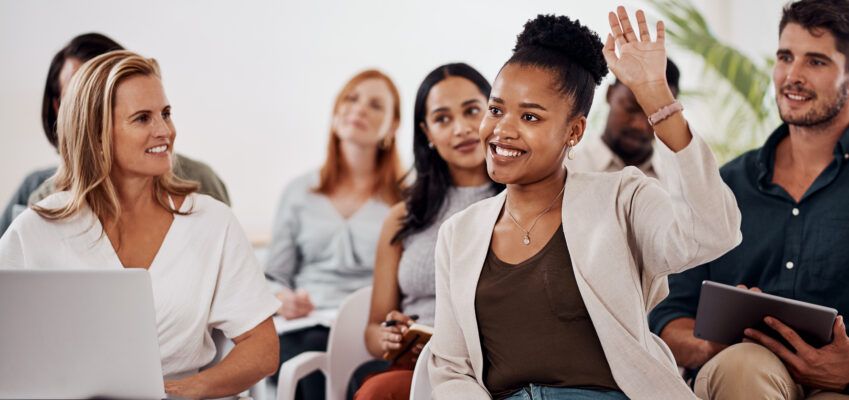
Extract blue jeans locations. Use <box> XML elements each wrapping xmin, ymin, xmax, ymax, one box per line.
<box><xmin>504</xmin><ymin>384</ymin><xmax>629</xmax><ymax>400</ymax></box>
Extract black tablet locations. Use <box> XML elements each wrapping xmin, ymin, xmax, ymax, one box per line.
<box><xmin>694</xmin><ymin>280</ymin><xmax>838</xmax><ymax>347</ymax></box>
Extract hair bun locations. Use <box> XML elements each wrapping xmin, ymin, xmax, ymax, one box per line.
<box><xmin>514</xmin><ymin>14</ymin><xmax>607</xmax><ymax>85</ymax></box>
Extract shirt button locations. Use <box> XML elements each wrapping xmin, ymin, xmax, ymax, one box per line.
<box><xmin>786</xmin><ymin>261</ymin><xmax>795</xmax><ymax>269</ymax></box>
<box><xmin>792</xmin><ymin>208</ymin><xmax>800</xmax><ymax>216</ymax></box>
<box><xmin>845</xmin><ymin>153</ymin><xmax>849</xmax><ymax>160</ymax></box>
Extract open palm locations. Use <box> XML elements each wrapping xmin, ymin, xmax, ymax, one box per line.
<box><xmin>603</xmin><ymin>7</ymin><xmax>667</xmax><ymax>89</ymax></box>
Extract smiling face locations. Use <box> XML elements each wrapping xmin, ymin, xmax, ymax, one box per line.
<box><xmin>421</xmin><ymin>76</ymin><xmax>488</xmax><ymax>171</ymax></box>
<box><xmin>480</xmin><ymin>63</ymin><xmax>585</xmax><ymax>184</ymax></box>
<box><xmin>111</xmin><ymin>74</ymin><xmax>175</xmax><ymax>179</ymax></box>
<box><xmin>774</xmin><ymin>23</ymin><xmax>849</xmax><ymax>127</ymax></box>
<box><xmin>333</xmin><ymin>78</ymin><xmax>396</xmax><ymax>147</ymax></box>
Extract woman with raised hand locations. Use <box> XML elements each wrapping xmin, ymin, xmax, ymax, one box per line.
<box><xmin>429</xmin><ymin>8</ymin><xmax>741</xmax><ymax>400</ymax></box>
<box><xmin>355</xmin><ymin>63</ymin><xmax>503</xmax><ymax>399</ymax></box>
<box><xmin>0</xmin><ymin>50</ymin><xmax>280</xmax><ymax>399</ymax></box>
<box><xmin>264</xmin><ymin>69</ymin><xmax>404</xmax><ymax>398</ymax></box>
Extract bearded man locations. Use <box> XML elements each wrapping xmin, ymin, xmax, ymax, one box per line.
<box><xmin>650</xmin><ymin>0</ymin><xmax>849</xmax><ymax>398</ymax></box>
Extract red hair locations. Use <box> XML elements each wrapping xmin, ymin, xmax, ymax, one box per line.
<box><xmin>314</xmin><ymin>69</ymin><xmax>403</xmax><ymax>204</ymax></box>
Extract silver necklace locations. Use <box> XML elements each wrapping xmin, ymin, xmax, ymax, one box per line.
<box><xmin>506</xmin><ymin>184</ymin><xmax>566</xmax><ymax>246</ymax></box>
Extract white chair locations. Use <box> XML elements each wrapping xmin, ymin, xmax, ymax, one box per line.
<box><xmin>409</xmin><ymin>340</ymin><xmax>433</xmax><ymax>400</ymax></box>
<box><xmin>276</xmin><ymin>286</ymin><xmax>374</xmax><ymax>400</ymax></box>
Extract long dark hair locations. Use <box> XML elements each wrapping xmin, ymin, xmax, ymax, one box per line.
<box><xmin>392</xmin><ymin>63</ymin><xmax>503</xmax><ymax>244</ymax></box>
<box><xmin>42</xmin><ymin>33</ymin><xmax>124</xmax><ymax>149</ymax></box>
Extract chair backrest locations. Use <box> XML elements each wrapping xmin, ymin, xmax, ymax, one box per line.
<box><xmin>325</xmin><ymin>286</ymin><xmax>374</xmax><ymax>400</ymax></box>
<box><xmin>409</xmin><ymin>340</ymin><xmax>433</xmax><ymax>400</ymax></box>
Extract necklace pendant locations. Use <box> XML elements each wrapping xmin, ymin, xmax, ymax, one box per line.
<box><xmin>522</xmin><ymin>234</ymin><xmax>531</xmax><ymax>246</ymax></box>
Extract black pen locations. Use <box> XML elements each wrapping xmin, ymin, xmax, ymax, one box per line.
<box><xmin>382</xmin><ymin>315</ymin><xmax>418</xmax><ymax>327</ymax></box>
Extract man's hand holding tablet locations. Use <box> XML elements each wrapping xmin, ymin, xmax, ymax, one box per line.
<box><xmin>695</xmin><ymin>281</ymin><xmax>849</xmax><ymax>392</ymax></box>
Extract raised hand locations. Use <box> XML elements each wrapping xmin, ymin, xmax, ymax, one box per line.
<box><xmin>603</xmin><ymin>6</ymin><xmax>667</xmax><ymax>91</ymax></box>
<box><xmin>603</xmin><ymin>5</ymin><xmax>690</xmax><ymax>150</ymax></box>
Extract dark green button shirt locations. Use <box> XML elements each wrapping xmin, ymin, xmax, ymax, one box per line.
<box><xmin>650</xmin><ymin>123</ymin><xmax>849</xmax><ymax>337</ymax></box>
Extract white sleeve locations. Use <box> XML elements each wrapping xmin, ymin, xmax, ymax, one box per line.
<box><xmin>0</xmin><ymin>214</ymin><xmax>31</xmax><ymax>269</ymax></box>
<box><xmin>208</xmin><ymin>212</ymin><xmax>281</xmax><ymax>339</ymax></box>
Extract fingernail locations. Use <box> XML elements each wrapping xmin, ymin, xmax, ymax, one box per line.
<box><xmin>764</xmin><ymin>317</ymin><xmax>773</xmax><ymax>324</ymax></box>
<box><xmin>744</xmin><ymin>329</ymin><xmax>752</xmax><ymax>336</ymax></box>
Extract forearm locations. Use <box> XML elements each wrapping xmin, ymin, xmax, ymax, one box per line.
<box><xmin>167</xmin><ymin>319</ymin><xmax>279</xmax><ymax>399</ymax></box>
<box><xmin>661</xmin><ymin>317</ymin><xmax>711</xmax><ymax>369</ymax></box>
<box><xmin>633</xmin><ymin>82</ymin><xmax>691</xmax><ymax>152</ymax></box>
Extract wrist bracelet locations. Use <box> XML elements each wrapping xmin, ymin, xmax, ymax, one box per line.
<box><xmin>648</xmin><ymin>101</ymin><xmax>684</xmax><ymax>127</ymax></box>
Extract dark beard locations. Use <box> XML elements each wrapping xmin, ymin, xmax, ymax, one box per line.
<box><xmin>779</xmin><ymin>81</ymin><xmax>849</xmax><ymax>127</ymax></box>
<box><xmin>607</xmin><ymin>129</ymin><xmax>652</xmax><ymax>162</ymax></box>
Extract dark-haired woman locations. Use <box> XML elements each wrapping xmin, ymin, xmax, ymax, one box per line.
<box><xmin>354</xmin><ymin>63</ymin><xmax>502</xmax><ymax>399</ymax></box>
<box><xmin>429</xmin><ymin>8</ymin><xmax>741</xmax><ymax>400</ymax></box>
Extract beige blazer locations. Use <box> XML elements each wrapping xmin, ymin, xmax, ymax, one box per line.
<box><xmin>428</xmin><ymin>134</ymin><xmax>742</xmax><ymax>400</ymax></box>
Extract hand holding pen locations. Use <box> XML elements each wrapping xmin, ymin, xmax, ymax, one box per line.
<box><xmin>379</xmin><ymin>310</ymin><xmax>418</xmax><ymax>352</ymax></box>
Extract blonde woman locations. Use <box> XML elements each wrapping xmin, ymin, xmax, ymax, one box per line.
<box><xmin>264</xmin><ymin>69</ymin><xmax>404</xmax><ymax>398</ymax></box>
<box><xmin>0</xmin><ymin>50</ymin><xmax>279</xmax><ymax>399</ymax></box>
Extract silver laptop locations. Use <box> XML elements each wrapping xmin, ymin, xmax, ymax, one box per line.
<box><xmin>0</xmin><ymin>269</ymin><xmax>166</xmax><ymax>399</ymax></box>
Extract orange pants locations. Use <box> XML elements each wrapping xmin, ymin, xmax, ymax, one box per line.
<box><xmin>353</xmin><ymin>368</ymin><xmax>414</xmax><ymax>400</ymax></box>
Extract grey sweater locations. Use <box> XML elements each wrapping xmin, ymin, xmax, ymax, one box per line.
<box><xmin>398</xmin><ymin>184</ymin><xmax>496</xmax><ymax>326</ymax></box>
<box><xmin>265</xmin><ymin>171</ymin><xmax>390</xmax><ymax>310</ymax></box>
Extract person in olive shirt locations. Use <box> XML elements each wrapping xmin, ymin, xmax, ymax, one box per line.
<box><xmin>650</xmin><ymin>1</ymin><xmax>849</xmax><ymax>398</ymax></box>
<box><xmin>0</xmin><ymin>33</ymin><xmax>230</xmax><ymax>236</ymax></box>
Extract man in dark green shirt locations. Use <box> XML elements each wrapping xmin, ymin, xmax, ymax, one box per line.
<box><xmin>650</xmin><ymin>0</ymin><xmax>849</xmax><ymax>398</ymax></box>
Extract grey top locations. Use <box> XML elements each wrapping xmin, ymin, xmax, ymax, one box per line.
<box><xmin>265</xmin><ymin>171</ymin><xmax>390</xmax><ymax>310</ymax></box>
<box><xmin>398</xmin><ymin>184</ymin><xmax>496</xmax><ymax>326</ymax></box>
<box><xmin>0</xmin><ymin>167</ymin><xmax>56</xmax><ymax>237</ymax></box>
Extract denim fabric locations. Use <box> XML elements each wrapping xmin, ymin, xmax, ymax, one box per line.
<box><xmin>503</xmin><ymin>384</ymin><xmax>629</xmax><ymax>400</ymax></box>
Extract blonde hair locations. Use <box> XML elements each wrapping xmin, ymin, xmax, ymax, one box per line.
<box><xmin>34</xmin><ymin>50</ymin><xmax>197</xmax><ymax>222</ymax></box>
<box><xmin>314</xmin><ymin>69</ymin><xmax>404</xmax><ymax>204</ymax></box>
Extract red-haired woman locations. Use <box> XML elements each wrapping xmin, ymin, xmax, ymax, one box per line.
<box><xmin>265</xmin><ymin>69</ymin><xmax>404</xmax><ymax>399</ymax></box>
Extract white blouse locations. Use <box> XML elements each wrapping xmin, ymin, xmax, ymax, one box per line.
<box><xmin>0</xmin><ymin>192</ymin><xmax>280</xmax><ymax>379</ymax></box>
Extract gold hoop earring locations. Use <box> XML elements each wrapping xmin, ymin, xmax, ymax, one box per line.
<box><xmin>567</xmin><ymin>139</ymin><xmax>576</xmax><ymax>160</ymax></box>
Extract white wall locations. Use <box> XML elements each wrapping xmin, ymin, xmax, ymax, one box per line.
<box><xmin>0</xmin><ymin>0</ymin><xmax>784</xmax><ymax>240</ymax></box>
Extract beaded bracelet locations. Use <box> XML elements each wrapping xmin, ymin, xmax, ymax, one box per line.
<box><xmin>647</xmin><ymin>101</ymin><xmax>684</xmax><ymax>127</ymax></box>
